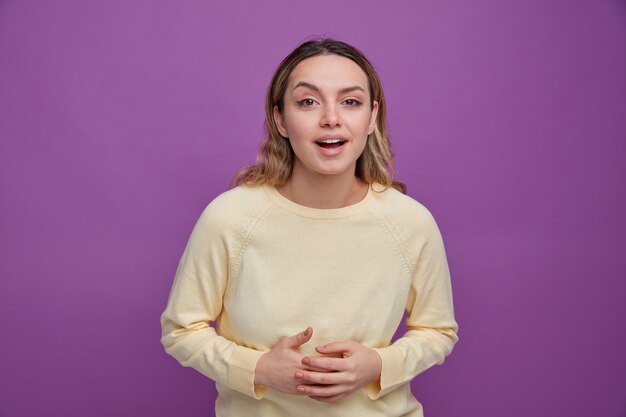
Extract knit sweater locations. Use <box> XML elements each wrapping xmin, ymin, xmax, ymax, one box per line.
<box><xmin>160</xmin><ymin>182</ymin><xmax>459</xmax><ymax>417</ymax></box>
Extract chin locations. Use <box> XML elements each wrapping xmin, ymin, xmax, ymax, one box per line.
<box><xmin>313</xmin><ymin>166</ymin><xmax>354</xmax><ymax>177</ymax></box>
<box><xmin>296</xmin><ymin>158</ymin><xmax>357</xmax><ymax>178</ymax></box>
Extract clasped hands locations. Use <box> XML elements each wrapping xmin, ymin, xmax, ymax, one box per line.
<box><xmin>254</xmin><ymin>327</ymin><xmax>382</xmax><ymax>403</ymax></box>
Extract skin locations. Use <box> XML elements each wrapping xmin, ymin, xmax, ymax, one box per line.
<box><xmin>273</xmin><ymin>54</ymin><xmax>379</xmax><ymax>209</ymax></box>
<box><xmin>253</xmin><ymin>54</ymin><xmax>383</xmax><ymax>403</ymax></box>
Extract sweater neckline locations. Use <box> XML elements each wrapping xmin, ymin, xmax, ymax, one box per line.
<box><xmin>263</xmin><ymin>182</ymin><xmax>379</xmax><ymax>219</ymax></box>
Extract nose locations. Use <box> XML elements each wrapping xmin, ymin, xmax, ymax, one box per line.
<box><xmin>319</xmin><ymin>104</ymin><xmax>341</xmax><ymax>128</ymax></box>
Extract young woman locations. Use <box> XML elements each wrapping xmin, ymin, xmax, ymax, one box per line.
<box><xmin>160</xmin><ymin>38</ymin><xmax>459</xmax><ymax>417</ymax></box>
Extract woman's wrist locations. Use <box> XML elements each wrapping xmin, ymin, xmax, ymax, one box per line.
<box><xmin>253</xmin><ymin>352</ymin><xmax>268</xmax><ymax>386</ymax></box>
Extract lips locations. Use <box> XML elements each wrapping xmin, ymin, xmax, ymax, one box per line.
<box><xmin>315</xmin><ymin>136</ymin><xmax>347</xmax><ymax>149</ymax></box>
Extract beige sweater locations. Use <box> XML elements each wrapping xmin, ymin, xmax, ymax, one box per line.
<box><xmin>160</xmin><ymin>182</ymin><xmax>459</xmax><ymax>417</ymax></box>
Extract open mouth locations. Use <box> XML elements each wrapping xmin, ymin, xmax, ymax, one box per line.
<box><xmin>315</xmin><ymin>139</ymin><xmax>347</xmax><ymax>149</ymax></box>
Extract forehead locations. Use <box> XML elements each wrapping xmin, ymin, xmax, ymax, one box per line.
<box><xmin>287</xmin><ymin>55</ymin><xmax>369</xmax><ymax>92</ymax></box>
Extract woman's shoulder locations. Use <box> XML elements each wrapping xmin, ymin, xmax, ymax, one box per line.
<box><xmin>197</xmin><ymin>183</ymin><xmax>273</xmax><ymax>228</ymax></box>
<box><xmin>206</xmin><ymin>183</ymin><xmax>268</xmax><ymax>208</ymax></box>
<box><xmin>370</xmin><ymin>182</ymin><xmax>439</xmax><ymax>232</ymax></box>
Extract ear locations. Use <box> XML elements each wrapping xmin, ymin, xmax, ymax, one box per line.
<box><xmin>367</xmin><ymin>101</ymin><xmax>379</xmax><ymax>135</ymax></box>
<box><xmin>273</xmin><ymin>105</ymin><xmax>289</xmax><ymax>138</ymax></box>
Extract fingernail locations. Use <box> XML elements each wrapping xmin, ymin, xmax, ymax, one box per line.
<box><xmin>297</xmin><ymin>386</ymin><xmax>306</xmax><ymax>393</ymax></box>
<box><xmin>295</xmin><ymin>371</ymin><xmax>303</xmax><ymax>379</ymax></box>
<box><xmin>302</xmin><ymin>357</ymin><xmax>310</xmax><ymax>365</ymax></box>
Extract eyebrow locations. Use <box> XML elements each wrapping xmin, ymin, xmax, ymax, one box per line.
<box><xmin>292</xmin><ymin>81</ymin><xmax>366</xmax><ymax>95</ymax></box>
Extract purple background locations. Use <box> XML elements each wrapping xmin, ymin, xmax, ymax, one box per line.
<box><xmin>1</xmin><ymin>1</ymin><xmax>625</xmax><ymax>416</ymax></box>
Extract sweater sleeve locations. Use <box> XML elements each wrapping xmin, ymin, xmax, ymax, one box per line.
<box><xmin>160</xmin><ymin>202</ymin><xmax>267</xmax><ymax>399</ymax></box>
<box><xmin>365</xmin><ymin>210</ymin><xmax>459</xmax><ymax>399</ymax></box>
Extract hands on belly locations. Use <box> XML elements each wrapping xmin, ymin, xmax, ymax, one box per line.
<box><xmin>254</xmin><ymin>327</ymin><xmax>382</xmax><ymax>403</ymax></box>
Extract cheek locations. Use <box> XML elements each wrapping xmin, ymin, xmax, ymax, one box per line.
<box><xmin>349</xmin><ymin>112</ymin><xmax>375</xmax><ymax>135</ymax></box>
<box><xmin>283</xmin><ymin>112</ymin><xmax>313</xmax><ymax>137</ymax></box>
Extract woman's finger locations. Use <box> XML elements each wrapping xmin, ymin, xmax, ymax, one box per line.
<box><xmin>295</xmin><ymin>369</ymin><xmax>343</xmax><ymax>385</ymax></box>
<box><xmin>302</xmin><ymin>355</ymin><xmax>350</xmax><ymax>371</ymax></box>
<box><xmin>280</xmin><ymin>327</ymin><xmax>313</xmax><ymax>349</ymax></box>
<box><xmin>315</xmin><ymin>340</ymin><xmax>355</xmax><ymax>355</ymax></box>
<box><xmin>302</xmin><ymin>363</ymin><xmax>334</xmax><ymax>373</ymax></box>
<box><xmin>296</xmin><ymin>382</ymin><xmax>347</xmax><ymax>397</ymax></box>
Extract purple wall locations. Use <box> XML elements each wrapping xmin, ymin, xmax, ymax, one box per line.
<box><xmin>1</xmin><ymin>1</ymin><xmax>624</xmax><ymax>416</ymax></box>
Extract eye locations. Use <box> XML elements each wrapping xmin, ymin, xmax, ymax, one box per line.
<box><xmin>296</xmin><ymin>98</ymin><xmax>316</xmax><ymax>107</ymax></box>
<box><xmin>343</xmin><ymin>99</ymin><xmax>362</xmax><ymax>106</ymax></box>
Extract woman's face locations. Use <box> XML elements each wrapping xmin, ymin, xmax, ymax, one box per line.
<box><xmin>273</xmin><ymin>54</ymin><xmax>379</xmax><ymax>180</ymax></box>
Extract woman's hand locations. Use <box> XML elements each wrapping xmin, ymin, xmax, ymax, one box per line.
<box><xmin>296</xmin><ymin>341</ymin><xmax>382</xmax><ymax>403</ymax></box>
<box><xmin>254</xmin><ymin>327</ymin><xmax>330</xmax><ymax>395</ymax></box>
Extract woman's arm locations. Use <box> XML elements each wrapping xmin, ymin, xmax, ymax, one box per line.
<box><xmin>160</xmin><ymin>203</ymin><xmax>267</xmax><ymax>399</ymax></box>
<box><xmin>160</xmin><ymin>201</ymin><xmax>327</xmax><ymax>399</ymax></box>
<box><xmin>365</xmin><ymin>210</ymin><xmax>459</xmax><ymax>399</ymax></box>
<box><xmin>298</xmin><ymin>209</ymin><xmax>459</xmax><ymax>401</ymax></box>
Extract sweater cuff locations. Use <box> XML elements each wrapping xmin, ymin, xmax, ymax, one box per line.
<box><xmin>364</xmin><ymin>345</ymin><xmax>405</xmax><ymax>400</ymax></box>
<box><xmin>227</xmin><ymin>345</ymin><xmax>267</xmax><ymax>399</ymax></box>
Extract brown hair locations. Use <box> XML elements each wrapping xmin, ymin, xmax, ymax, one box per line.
<box><xmin>230</xmin><ymin>37</ymin><xmax>406</xmax><ymax>194</ymax></box>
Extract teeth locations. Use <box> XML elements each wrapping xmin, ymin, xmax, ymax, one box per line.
<box><xmin>316</xmin><ymin>139</ymin><xmax>345</xmax><ymax>144</ymax></box>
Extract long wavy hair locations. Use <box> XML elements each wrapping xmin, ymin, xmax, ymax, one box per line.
<box><xmin>230</xmin><ymin>37</ymin><xmax>406</xmax><ymax>194</ymax></box>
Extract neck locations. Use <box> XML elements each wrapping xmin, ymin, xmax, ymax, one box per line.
<box><xmin>276</xmin><ymin>164</ymin><xmax>369</xmax><ymax>209</ymax></box>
